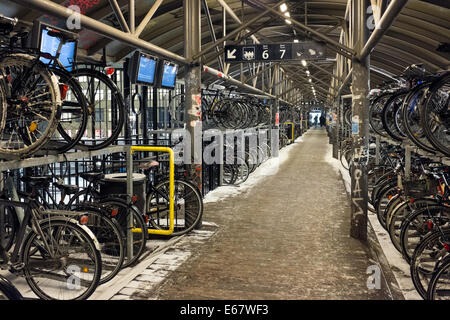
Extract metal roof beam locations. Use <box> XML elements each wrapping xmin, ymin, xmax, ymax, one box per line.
<box><xmin>358</xmin><ymin>0</ymin><xmax>409</xmax><ymax>61</ymax></box>
<box><xmin>190</xmin><ymin>0</ymin><xmax>286</xmax><ymax>62</ymax></box>
<box><xmin>14</xmin><ymin>0</ymin><xmax>187</xmax><ymax>65</ymax></box>
<box><xmin>245</xmin><ymin>0</ymin><xmax>355</xmax><ymax>58</ymax></box>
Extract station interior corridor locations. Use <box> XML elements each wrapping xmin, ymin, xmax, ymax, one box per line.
<box><xmin>145</xmin><ymin>129</ymin><xmax>391</xmax><ymax>300</ymax></box>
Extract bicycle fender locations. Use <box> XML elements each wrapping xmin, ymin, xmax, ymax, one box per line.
<box><xmin>37</xmin><ymin>216</ymin><xmax>101</xmax><ymax>252</ymax></box>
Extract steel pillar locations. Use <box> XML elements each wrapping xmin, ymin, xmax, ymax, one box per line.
<box><xmin>184</xmin><ymin>0</ymin><xmax>203</xmax><ymax>229</ymax></box>
<box><xmin>350</xmin><ymin>0</ymin><xmax>370</xmax><ymax>241</ymax></box>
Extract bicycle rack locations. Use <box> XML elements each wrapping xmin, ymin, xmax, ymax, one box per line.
<box><xmin>127</xmin><ymin>146</ymin><xmax>175</xmax><ymax>236</ymax></box>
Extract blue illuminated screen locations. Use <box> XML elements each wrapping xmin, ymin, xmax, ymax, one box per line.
<box><xmin>39</xmin><ymin>27</ymin><xmax>76</xmax><ymax>71</ymax></box>
<box><xmin>161</xmin><ymin>63</ymin><xmax>178</xmax><ymax>88</ymax></box>
<box><xmin>137</xmin><ymin>55</ymin><xmax>157</xmax><ymax>85</ymax></box>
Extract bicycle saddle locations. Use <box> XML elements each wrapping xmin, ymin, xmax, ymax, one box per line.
<box><xmin>47</xmin><ymin>29</ymin><xmax>78</xmax><ymax>43</ymax></box>
<box><xmin>53</xmin><ymin>182</ymin><xmax>79</xmax><ymax>195</ymax></box>
<box><xmin>80</xmin><ymin>172</ymin><xmax>104</xmax><ymax>183</ymax></box>
<box><xmin>20</xmin><ymin>176</ymin><xmax>52</xmax><ymax>187</ymax></box>
<box><xmin>139</xmin><ymin>160</ymin><xmax>159</xmax><ymax>170</ymax></box>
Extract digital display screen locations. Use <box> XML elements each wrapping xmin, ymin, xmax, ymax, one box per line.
<box><xmin>137</xmin><ymin>55</ymin><xmax>157</xmax><ymax>85</ymax></box>
<box><xmin>39</xmin><ymin>27</ymin><xmax>76</xmax><ymax>71</ymax></box>
<box><xmin>161</xmin><ymin>63</ymin><xmax>178</xmax><ymax>88</ymax></box>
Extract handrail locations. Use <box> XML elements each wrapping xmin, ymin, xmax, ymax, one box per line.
<box><xmin>129</xmin><ymin>146</ymin><xmax>175</xmax><ymax>235</ymax></box>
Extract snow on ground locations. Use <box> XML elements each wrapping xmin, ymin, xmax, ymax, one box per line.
<box><xmin>324</xmin><ymin>143</ymin><xmax>421</xmax><ymax>300</ymax></box>
<box><xmin>203</xmin><ymin>133</ymin><xmax>307</xmax><ymax>203</ymax></box>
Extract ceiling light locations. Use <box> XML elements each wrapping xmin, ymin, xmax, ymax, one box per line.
<box><xmin>294</xmin><ymin>39</ymin><xmax>299</xmax><ymax>43</ymax></box>
<box><xmin>308</xmin><ymin>78</ymin><xmax>312</xmax><ymax>83</ymax></box>
<box><xmin>306</xmin><ymin>70</ymin><xmax>310</xmax><ymax>75</ymax></box>
<box><xmin>280</xmin><ymin>3</ymin><xmax>288</xmax><ymax>12</ymax></box>
<box><xmin>285</xmin><ymin>19</ymin><xmax>291</xmax><ymax>24</ymax></box>
<box><xmin>301</xmin><ymin>59</ymin><xmax>307</xmax><ymax>67</ymax></box>
<box><xmin>284</xmin><ymin>12</ymin><xmax>290</xmax><ymax>17</ymax></box>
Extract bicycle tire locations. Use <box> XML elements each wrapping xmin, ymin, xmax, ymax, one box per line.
<box><xmin>22</xmin><ymin>219</ymin><xmax>102</xmax><ymax>300</ymax></box>
<box><xmin>72</xmin><ymin>204</ymin><xmax>125</xmax><ymax>285</ymax></box>
<box><xmin>0</xmin><ymin>53</ymin><xmax>61</xmax><ymax>158</ymax></box>
<box><xmin>71</xmin><ymin>68</ymin><xmax>125</xmax><ymax>150</ymax></box>
<box><xmin>410</xmin><ymin>226</ymin><xmax>450</xmax><ymax>299</ymax></box>
<box><xmin>0</xmin><ymin>275</ymin><xmax>23</xmax><ymax>300</ymax></box>
<box><xmin>420</xmin><ymin>72</ymin><xmax>450</xmax><ymax>157</ymax></box>
<box><xmin>427</xmin><ymin>256</ymin><xmax>450</xmax><ymax>300</ymax></box>
<box><xmin>66</xmin><ymin>191</ymin><xmax>148</xmax><ymax>268</ymax></box>
<box><xmin>44</xmin><ymin>67</ymin><xmax>88</xmax><ymax>153</ymax></box>
<box><xmin>146</xmin><ymin>179</ymin><xmax>203</xmax><ymax>237</ymax></box>
<box><xmin>400</xmin><ymin>202</ymin><xmax>449</xmax><ymax>264</ymax></box>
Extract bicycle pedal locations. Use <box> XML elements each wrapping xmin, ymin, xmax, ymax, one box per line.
<box><xmin>9</xmin><ymin>262</ymin><xmax>25</xmax><ymax>272</ymax></box>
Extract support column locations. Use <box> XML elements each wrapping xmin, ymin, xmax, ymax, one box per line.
<box><xmin>184</xmin><ymin>0</ymin><xmax>203</xmax><ymax>227</ymax></box>
<box><xmin>350</xmin><ymin>0</ymin><xmax>370</xmax><ymax>241</ymax></box>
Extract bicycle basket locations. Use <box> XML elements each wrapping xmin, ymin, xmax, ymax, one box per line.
<box><xmin>403</xmin><ymin>178</ymin><xmax>439</xmax><ymax>198</ymax></box>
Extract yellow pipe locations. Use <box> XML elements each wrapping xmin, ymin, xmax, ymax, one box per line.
<box><xmin>130</xmin><ymin>146</ymin><xmax>175</xmax><ymax>235</ymax></box>
<box><xmin>284</xmin><ymin>122</ymin><xmax>295</xmax><ymax>142</ymax></box>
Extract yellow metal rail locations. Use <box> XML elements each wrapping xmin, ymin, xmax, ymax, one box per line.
<box><xmin>284</xmin><ymin>122</ymin><xmax>295</xmax><ymax>142</ymax></box>
<box><xmin>130</xmin><ymin>146</ymin><xmax>175</xmax><ymax>235</ymax></box>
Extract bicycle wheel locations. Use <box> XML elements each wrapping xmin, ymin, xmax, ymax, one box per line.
<box><xmin>71</xmin><ymin>68</ymin><xmax>125</xmax><ymax>150</ymax></box>
<box><xmin>427</xmin><ymin>256</ymin><xmax>450</xmax><ymax>300</ymax></box>
<box><xmin>400</xmin><ymin>203</ymin><xmax>449</xmax><ymax>264</ymax></box>
<box><xmin>72</xmin><ymin>204</ymin><xmax>124</xmax><ymax>285</ymax></box>
<box><xmin>43</xmin><ymin>67</ymin><xmax>88</xmax><ymax>153</ymax></box>
<box><xmin>410</xmin><ymin>227</ymin><xmax>450</xmax><ymax>299</ymax></box>
<box><xmin>381</xmin><ymin>90</ymin><xmax>408</xmax><ymax>141</ymax></box>
<box><xmin>22</xmin><ymin>219</ymin><xmax>102</xmax><ymax>300</ymax></box>
<box><xmin>222</xmin><ymin>164</ymin><xmax>235</xmax><ymax>185</ymax></box>
<box><xmin>375</xmin><ymin>184</ymin><xmax>398</xmax><ymax>230</ymax></box>
<box><xmin>420</xmin><ymin>72</ymin><xmax>450</xmax><ymax>157</ymax></box>
<box><xmin>401</xmin><ymin>83</ymin><xmax>437</xmax><ymax>153</ymax></box>
<box><xmin>0</xmin><ymin>53</ymin><xmax>61</xmax><ymax>158</ymax></box>
<box><xmin>0</xmin><ymin>275</ymin><xmax>23</xmax><ymax>300</ymax></box>
<box><xmin>0</xmin><ymin>204</ymin><xmax>19</xmax><ymax>251</ymax></box>
<box><xmin>100</xmin><ymin>199</ymin><xmax>147</xmax><ymax>268</ymax></box>
<box><xmin>146</xmin><ymin>179</ymin><xmax>203</xmax><ymax>237</ymax></box>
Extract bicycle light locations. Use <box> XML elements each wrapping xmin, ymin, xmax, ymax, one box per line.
<box><xmin>59</xmin><ymin>84</ymin><xmax>69</xmax><ymax>100</ymax></box>
<box><xmin>111</xmin><ymin>208</ymin><xmax>118</xmax><ymax>217</ymax></box>
<box><xmin>80</xmin><ymin>215</ymin><xmax>89</xmax><ymax>225</ymax></box>
<box><xmin>131</xmin><ymin>195</ymin><xmax>138</xmax><ymax>203</ymax></box>
<box><xmin>40</xmin><ymin>52</ymin><xmax>53</xmax><ymax>60</ymax></box>
<box><xmin>105</xmin><ymin>67</ymin><xmax>115</xmax><ymax>75</ymax></box>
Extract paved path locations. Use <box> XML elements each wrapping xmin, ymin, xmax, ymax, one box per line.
<box><xmin>145</xmin><ymin>129</ymin><xmax>390</xmax><ymax>300</ymax></box>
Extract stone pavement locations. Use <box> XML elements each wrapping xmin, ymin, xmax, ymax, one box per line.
<box><xmin>129</xmin><ymin>129</ymin><xmax>391</xmax><ymax>300</ymax></box>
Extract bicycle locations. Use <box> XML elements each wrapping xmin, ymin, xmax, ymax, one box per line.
<box><xmin>0</xmin><ymin>15</ymin><xmax>62</xmax><ymax>158</ymax></box>
<box><xmin>0</xmin><ymin>181</ymin><xmax>102</xmax><ymax>300</ymax></box>
<box><xmin>16</xmin><ymin>173</ymin><xmax>125</xmax><ymax>285</ymax></box>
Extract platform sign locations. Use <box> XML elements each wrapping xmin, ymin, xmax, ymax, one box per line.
<box><xmin>225</xmin><ymin>41</ymin><xmax>325</xmax><ymax>62</ymax></box>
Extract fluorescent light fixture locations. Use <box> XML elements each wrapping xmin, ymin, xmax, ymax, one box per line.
<box><xmin>294</xmin><ymin>39</ymin><xmax>299</xmax><ymax>43</ymax></box>
<box><xmin>306</xmin><ymin>70</ymin><xmax>310</xmax><ymax>75</ymax></box>
<box><xmin>285</xmin><ymin>19</ymin><xmax>291</xmax><ymax>24</ymax></box>
<box><xmin>280</xmin><ymin>3</ymin><xmax>288</xmax><ymax>12</ymax></box>
<box><xmin>308</xmin><ymin>78</ymin><xmax>312</xmax><ymax>83</ymax></box>
<box><xmin>301</xmin><ymin>59</ymin><xmax>307</xmax><ymax>67</ymax></box>
<box><xmin>284</xmin><ymin>12</ymin><xmax>290</xmax><ymax>17</ymax></box>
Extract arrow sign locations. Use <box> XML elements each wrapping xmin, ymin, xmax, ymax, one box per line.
<box><xmin>227</xmin><ymin>48</ymin><xmax>236</xmax><ymax>60</ymax></box>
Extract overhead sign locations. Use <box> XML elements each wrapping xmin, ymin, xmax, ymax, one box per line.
<box><xmin>225</xmin><ymin>41</ymin><xmax>326</xmax><ymax>63</ymax></box>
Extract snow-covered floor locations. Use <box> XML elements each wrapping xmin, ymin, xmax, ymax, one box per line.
<box><xmin>203</xmin><ymin>134</ymin><xmax>306</xmax><ymax>203</ymax></box>
<box><xmin>324</xmin><ymin>144</ymin><xmax>421</xmax><ymax>300</ymax></box>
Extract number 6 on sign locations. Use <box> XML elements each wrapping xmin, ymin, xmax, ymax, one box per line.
<box><xmin>262</xmin><ymin>50</ymin><xmax>269</xmax><ymax>59</ymax></box>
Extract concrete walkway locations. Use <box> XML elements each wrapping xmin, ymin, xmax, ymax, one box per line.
<box><xmin>146</xmin><ymin>129</ymin><xmax>390</xmax><ymax>300</ymax></box>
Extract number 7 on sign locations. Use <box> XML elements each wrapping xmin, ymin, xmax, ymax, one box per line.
<box><xmin>280</xmin><ymin>49</ymin><xmax>285</xmax><ymax>59</ymax></box>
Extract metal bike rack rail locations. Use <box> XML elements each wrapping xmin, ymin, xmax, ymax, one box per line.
<box><xmin>128</xmin><ymin>146</ymin><xmax>175</xmax><ymax>236</ymax></box>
